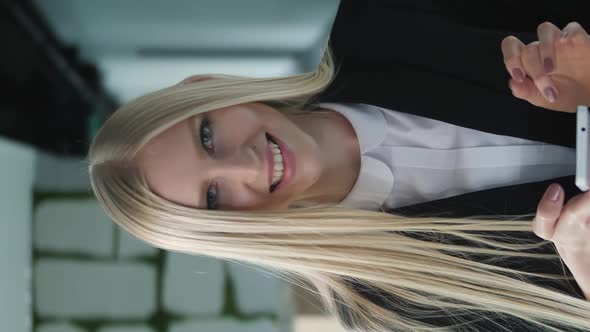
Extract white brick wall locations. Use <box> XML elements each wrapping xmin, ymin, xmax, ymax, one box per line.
<box><xmin>228</xmin><ymin>262</ymin><xmax>287</xmax><ymax>315</ymax></box>
<box><xmin>117</xmin><ymin>230</ymin><xmax>158</xmax><ymax>259</ymax></box>
<box><xmin>163</xmin><ymin>253</ymin><xmax>225</xmax><ymax>316</ymax></box>
<box><xmin>34</xmin><ymin>152</ymin><xmax>90</xmax><ymax>192</ymax></box>
<box><xmin>169</xmin><ymin>318</ymin><xmax>278</xmax><ymax>332</ymax></box>
<box><xmin>32</xmin><ymin>196</ymin><xmax>294</xmax><ymax>331</ymax></box>
<box><xmin>32</xmin><ymin>152</ymin><xmax>294</xmax><ymax>331</ymax></box>
<box><xmin>98</xmin><ymin>325</ymin><xmax>154</xmax><ymax>332</ymax></box>
<box><xmin>35</xmin><ymin>199</ymin><xmax>114</xmax><ymax>257</ymax></box>
<box><xmin>35</xmin><ymin>259</ymin><xmax>156</xmax><ymax>319</ymax></box>
<box><xmin>0</xmin><ymin>139</ymin><xmax>35</xmax><ymax>332</ymax></box>
<box><xmin>37</xmin><ymin>321</ymin><xmax>87</xmax><ymax>332</ymax></box>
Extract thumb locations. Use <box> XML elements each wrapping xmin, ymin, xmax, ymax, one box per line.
<box><xmin>532</xmin><ymin>183</ymin><xmax>564</xmax><ymax>240</ymax></box>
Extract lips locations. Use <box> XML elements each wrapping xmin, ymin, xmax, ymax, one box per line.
<box><xmin>265</xmin><ymin>134</ymin><xmax>277</xmax><ymax>191</ymax></box>
<box><xmin>265</xmin><ymin>133</ymin><xmax>294</xmax><ymax>193</ymax></box>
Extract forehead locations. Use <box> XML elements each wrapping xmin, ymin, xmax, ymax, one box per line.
<box><xmin>137</xmin><ymin>117</ymin><xmax>202</xmax><ymax>207</ymax></box>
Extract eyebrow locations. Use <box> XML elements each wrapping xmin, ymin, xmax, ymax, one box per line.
<box><xmin>187</xmin><ymin>116</ymin><xmax>208</xmax><ymax>210</ymax></box>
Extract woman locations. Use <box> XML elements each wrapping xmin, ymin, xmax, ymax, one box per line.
<box><xmin>89</xmin><ymin>1</ymin><xmax>590</xmax><ymax>331</ymax></box>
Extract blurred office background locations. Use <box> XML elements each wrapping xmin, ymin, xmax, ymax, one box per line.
<box><xmin>0</xmin><ymin>0</ymin><xmax>344</xmax><ymax>331</ymax></box>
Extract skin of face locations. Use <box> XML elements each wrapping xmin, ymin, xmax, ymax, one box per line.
<box><xmin>137</xmin><ymin>100</ymin><xmax>360</xmax><ymax>211</ymax></box>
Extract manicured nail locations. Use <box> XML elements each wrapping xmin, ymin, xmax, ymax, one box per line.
<box><xmin>544</xmin><ymin>58</ymin><xmax>554</xmax><ymax>73</ymax></box>
<box><xmin>511</xmin><ymin>68</ymin><xmax>525</xmax><ymax>83</ymax></box>
<box><xmin>544</xmin><ymin>183</ymin><xmax>561</xmax><ymax>201</ymax></box>
<box><xmin>544</xmin><ymin>87</ymin><xmax>557</xmax><ymax>103</ymax></box>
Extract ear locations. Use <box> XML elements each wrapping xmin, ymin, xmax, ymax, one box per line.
<box><xmin>177</xmin><ymin>75</ymin><xmax>213</xmax><ymax>86</ymax></box>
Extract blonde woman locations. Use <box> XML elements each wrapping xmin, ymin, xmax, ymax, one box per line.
<box><xmin>89</xmin><ymin>1</ymin><xmax>590</xmax><ymax>330</ymax></box>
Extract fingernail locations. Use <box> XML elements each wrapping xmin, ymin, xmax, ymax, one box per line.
<box><xmin>511</xmin><ymin>68</ymin><xmax>525</xmax><ymax>83</ymax></box>
<box><xmin>544</xmin><ymin>87</ymin><xmax>557</xmax><ymax>103</ymax></box>
<box><xmin>544</xmin><ymin>184</ymin><xmax>561</xmax><ymax>201</ymax></box>
<box><xmin>561</xmin><ymin>30</ymin><xmax>569</xmax><ymax>39</ymax></box>
<box><xmin>544</xmin><ymin>58</ymin><xmax>554</xmax><ymax>73</ymax></box>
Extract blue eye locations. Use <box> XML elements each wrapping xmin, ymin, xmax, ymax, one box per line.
<box><xmin>200</xmin><ymin>117</ymin><xmax>214</xmax><ymax>153</ymax></box>
<box><xmin>206</xmin><ymin>183</ymin><xmax>218</xmax><ymax>210</ymax></box>
<box><xmin>199</xmin><ymin>117</ymin><xmax>218</xmax><ymax>210</ymax></box>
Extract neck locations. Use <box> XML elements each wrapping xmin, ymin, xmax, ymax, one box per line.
<box><xmin>289</xmin><ymin>108</ymin><xmax>360</xmax><ymax>204</ymax></box>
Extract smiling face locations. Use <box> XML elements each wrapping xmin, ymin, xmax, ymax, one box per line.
<box><xmin>137</xmin><ymin>102</ymin><xmax>325</xmax><ymax>211</ymax></box>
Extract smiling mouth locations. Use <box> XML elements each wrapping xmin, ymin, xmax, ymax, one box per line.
<box><xmin>266</xmin><ymin>133</ymin><xmax>284</xmax><ymax>192</ymax></box>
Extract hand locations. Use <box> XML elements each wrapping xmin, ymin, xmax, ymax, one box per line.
<box><xmin>502</xmin><ymin>22</ymin><xmax>590</xmax><ymax>113</ymax></box>
<box><xmin>533</xmin><ymin>184</ymin><xmax>590</xmax><ymax>300</ymax></box>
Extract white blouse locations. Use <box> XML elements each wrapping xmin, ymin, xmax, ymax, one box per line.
<box><xmin>317</xmin><ymin>103</ymin><xmax>576</xmax><ymax>211</ymax></box>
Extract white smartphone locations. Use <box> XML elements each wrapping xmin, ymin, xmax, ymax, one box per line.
<box><xmin>576</xmin><ymin>105</ymin><xmax>590</xmax><ymax>191</ymax></box>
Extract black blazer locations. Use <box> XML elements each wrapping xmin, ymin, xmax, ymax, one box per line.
<box><xmin>314</xmin><ymin>1</ymin><xmax>589</xmax><ymax>330</ymax></box>
<box><xmin>315</xmin><ymin>0</ymin><xmax>590</xmax><ymax>217</ymax></box>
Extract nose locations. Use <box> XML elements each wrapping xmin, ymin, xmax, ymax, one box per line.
<box><xmin>214</xmin><ymin>145</ymin><xmax>262</xmax><ymax>185</ymax></box>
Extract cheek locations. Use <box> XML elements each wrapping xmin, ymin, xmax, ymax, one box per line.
<box><xmin>221</xmin><ymin>182</ymin><xmax>294</xmax><ymax>211</ymax></box>
<box><xmin>226</xmin><ymin>195</ymin><xmax>292</xmax><ymax>211</ymax></box>
<box><xmin>216</xmin><ymin>108</ymin><xmax>265</xmax><ymax>140</ymax></box>
<box><xmin>212</xmin><ymin>103</ymin><xmax>291</xmax><ymax>141</ymax></box>
<box><xmin>225</xmin><ymin>193</ymin><xmax>259</xmax><ymax>210</ymax></box>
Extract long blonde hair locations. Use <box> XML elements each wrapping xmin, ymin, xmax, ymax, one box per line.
<box><xmin>89</xmin><ymin>46</ymin><xmax>590</xmax><ymax>331</ymax></box>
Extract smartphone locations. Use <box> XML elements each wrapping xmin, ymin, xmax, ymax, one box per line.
<box><xmin>576</xmin><ymin>105</ymin><xmax>590</xmax><ymax>191</ymax></box>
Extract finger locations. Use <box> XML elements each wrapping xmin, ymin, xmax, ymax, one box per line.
<box><xmin>558</xmin><ymin>22</ymin><xmax>590</xmax><ymax>57</ymax></box>
<box><xmin>521</xmin><ymin>41</ymin><xmax>559</xmax><ymax>103</ymax></box>
<box><xmin>509</xmin><ymin>77</ymin><xmax>548</xmax><ymax>108</ymax></box>
<box><xmin>537</xmin><ymin>22</ymin><xmax>561</xmax><ymax>73</ymax></box>
<box><xmin>551</xmin><ymin>191</ymin><xmax>590</xmax><ymax>248</ymax></box>
<box><xmin>533</xmin><ymin>183</ymin><xmax>564</xmax><ymax>240</ymax></box>
<box><xmin>502</xmin><ymin>36</ymin><xmax>526</xmax><ymax>83</ymax></box>
<box><xmin>509</xmin><ymin>77</ymin><xmax>580</xmax><ymax>112</ymax></box>
<box><xmin>560</xmin><ymin>21</ymin><xmax>589</xmax><ymax>43</ymax></box>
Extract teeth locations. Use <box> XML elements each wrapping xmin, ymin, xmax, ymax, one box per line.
<box><xmin>268</xmin><ymin>140</ymin><xmax>284</xmax><ymax>186</ymax></box>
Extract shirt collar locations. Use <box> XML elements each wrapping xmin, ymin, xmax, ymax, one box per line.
<box><xmin>317</xmin><ymin>103</ymin><xmax>387</xmax><ymax>153</ymax></box>
<box><xmin>315</xmin><ymin>103</ymin><xmax>393</xmax><ymax>210</ymax></box>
